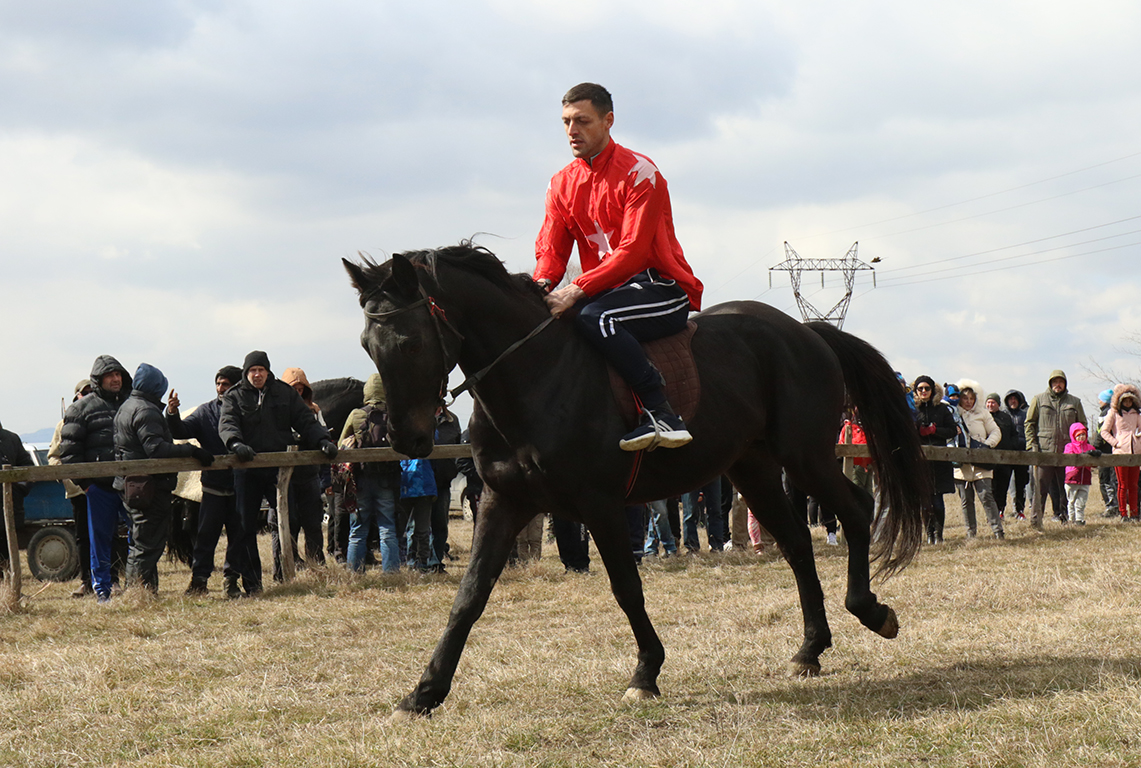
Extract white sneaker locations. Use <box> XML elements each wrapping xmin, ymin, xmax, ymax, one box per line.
<box><xmin>827</xmin><ymin>532</ymin><xmax>838</xmax><ymax>546</ymax></box>
<box><xmin>619</xmin><ymin>410</ymin><xmax>693</xmax><ymax>452</ymax></box>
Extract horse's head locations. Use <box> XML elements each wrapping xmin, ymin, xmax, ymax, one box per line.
<box><xmin>343</xmin><ymin>253</ymin><xmax>456</xmax><ymax>458</ymax></box>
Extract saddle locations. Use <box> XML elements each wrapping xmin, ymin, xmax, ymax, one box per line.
<box><xmin>608</xmin><ymin>321</ymin><xmax>701</xmax><ymax>428</ymax></box>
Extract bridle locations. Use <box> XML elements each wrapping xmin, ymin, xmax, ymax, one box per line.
<box><xmin>363</xmin><ymin>284</ymin><xmax>553</xmax><ymax>406</ymax></box>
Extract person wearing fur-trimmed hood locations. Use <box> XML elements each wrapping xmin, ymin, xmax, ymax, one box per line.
<box><xmin>953</xmin><ymin>378</ymin><xmax>1004</xmax><ymax>539</ymax></box>
<box><xmin>1099</xmin><ymin>383</ymin><xmax>1141</xmax><ymax>522</ymax></box>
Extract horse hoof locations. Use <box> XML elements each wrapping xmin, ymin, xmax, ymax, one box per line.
<box><xmin>788</xmin><ymin>660</ymin><xmax>821</xmax><ymax>677</ymax></box>
<box><xmin>623</xmin><ymin>687</ymin><xmax>659</xmax><ymax>702</ymax></box>
<box><xmin>389</xmin><ymin>708</ymin><xmax>424</xmax><ymax>723</ymax></box>
<box><xmin>877</xmin><ymin>607</ymin><xmax>899</xmax><ymax>639</ymax></box>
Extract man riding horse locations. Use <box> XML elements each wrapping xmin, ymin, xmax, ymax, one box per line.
<box><xmin>535</xmin><ymin>82</ymin><xmax>703</xmax><ymax>452</ymax></box>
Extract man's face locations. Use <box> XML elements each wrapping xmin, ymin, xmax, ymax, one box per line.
<box><xmin>1050</xmin><ymin>377</ymin><xmax>1066</xmax><ymax>394</ymax></box>
<box><xmin>247</xmin><ymin>366</ymin><xmax>269</xmax><ymax>389</ymax></box>
<box><xmin>1007</xmin><ymin>395</ymin><xmax>1019</xmax><ymax>410</ymax></box>
<box><xmin>100</xmin><ymin>371</ymin><xmax>123</xmax><ymax>393</ymax></box>
<box><xmin>216</xmin><ymin>377</ymin><xmax>233</xmax><ymax>397</ymax></box>
<box><xmin>986</xmin><ymin>399</ymin><xmax>1000</xmax><ymax>413</ymax></box>
<box><xmin>562</xmin><ymin>100</ymin><xmax>613</xmax><ymax>159</ymax></box>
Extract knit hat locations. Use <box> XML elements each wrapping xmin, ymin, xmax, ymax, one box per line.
<box><xmin>985</xmin><ymin>392</ymin><xmax>1001</xmax><ymax>406</ymax></box>
<box><xmin>1099</xmin><ymin>388</ymin><xmax>1114</xmax><ymax>404</ymax></box>
<box><xmin>216</xmin><ymin>366</ymin><xmax>242</xmax><ymax>386</ymax></box>
<box><xmin>913</xmin><ymin>375</ymin><xmax>935</xmax><ymax>391</ymax></box>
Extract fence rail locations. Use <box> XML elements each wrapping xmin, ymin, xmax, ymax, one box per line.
<box><xmin>4</xmin><ymin>443</ymin><xmax>1141</xmax><ymax>486</ymax></box>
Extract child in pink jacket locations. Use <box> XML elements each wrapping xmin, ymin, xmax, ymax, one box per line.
<box><xmin>1063</xmin><ymin>422</ymin><xmax>1102</xmax><ymax>524</ymax></box>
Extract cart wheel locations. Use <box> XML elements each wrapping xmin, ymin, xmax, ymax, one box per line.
<box><xmin>27</xmin><ymin>526</ymin><xmax>80</xmax><ymax>582</ymax></box>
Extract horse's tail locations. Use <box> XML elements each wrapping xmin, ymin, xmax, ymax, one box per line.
<box><xmin>805</xmin><ymin>322</ymin><xmax>932</xmax><ymax>577</ymax></box>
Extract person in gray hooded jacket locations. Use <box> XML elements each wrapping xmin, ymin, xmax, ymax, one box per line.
<box><xmin>114</xmin><ymin>363</ymin><xmax>213</xmax><ymax>592</ymax></box>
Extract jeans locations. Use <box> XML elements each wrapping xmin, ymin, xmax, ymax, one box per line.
<box><xmin>87</xmin><ymin>484</ymin><xmax>129</xmax><ymax>600</ymax></box>
<box><xmin>400</xmin><ymin>496</ymin><xmax>434</xmax><ymax>569</ymax></box>
<box><xmin>349</xmin><ymin>475</ymin><xmax>398</xmax><ymax>572</ymax></box>
<box><xmin>643</xmin><ymin>499</ymin><xmax>677</xmax><ymax>556</ymax></box>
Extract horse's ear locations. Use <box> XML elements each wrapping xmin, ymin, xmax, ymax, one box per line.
<box><xmin>343</xmin><ymin>258</ymin><xmax>371</xmax><ymax>296</ymax></box>
<box><xmin>388</xmin><ymin>253</ymin><xmax>420</xmax><ymax>299</ymax></box>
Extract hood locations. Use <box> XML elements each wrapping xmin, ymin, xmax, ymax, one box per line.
<box><xmin>1111</xmin><ymin>383</ymin><xmax>1141</xmax><ymax>413</ymax></box>
<box><xmin>363</xmin><ymin>373</ymin><xmax>386</xmax><ymax>406</ymax></box>
<box><xmin>1069</xmin><ymin>422</ymin><xmax>1090</xmax><ymax>441</ymax></box>
<box><xmin>1048</xmin><ymin>369</ymin><xmax>1068</xmax><ymax>393</ymax></box>
<box><xmin>1003</xmin><ymin>389</ymin><xmax>1026</xmax><ymax>411</ymax></box>
<box><xmin>954</xmin><ymin>378</ymin><xmax>986</xmax><ymax>414</ymax></box>
<box><xmin>241</xmin><ymin>350</ymin><xmax>274</xmax><ymax>387</ymax></box>
<box><xmin>132</xmin><ymin>363</ymin><xmax>168</xmax><ymax>401</ymax></box>
<box><xmin>281</xmin><ymin>367</ymin><xmax>313</xmax><ymax>400</ymax></box>
<box><xmin>88</xmin><ymin>354</ymin><xmax>132</xmax><ymax>395</ymax></box>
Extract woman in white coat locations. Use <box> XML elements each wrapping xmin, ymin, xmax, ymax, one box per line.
<box><xmin>954</xmin><ymin>379</ymin><xmax>1004</xmax><ymax>539</ymax></box>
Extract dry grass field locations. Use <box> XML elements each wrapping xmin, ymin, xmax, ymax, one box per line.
<box><xmin>3</xmin><ymin>494</ymin><xmax>1141</xmax><ymax>767</ymax></box>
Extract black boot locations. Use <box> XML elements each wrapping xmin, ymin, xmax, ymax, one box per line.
<box><xmin>224</xmin><ymin>575</ymin><xmax>242</xmax><ymax>600</ymax></box>
<box><xmin>184</xmin><ymin>578</ymin><xmax>209</xmax><ymax>596</ymax></box>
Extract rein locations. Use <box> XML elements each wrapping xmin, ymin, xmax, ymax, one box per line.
<box><xmin>364</xmin><ymin>285</ymin><xmax>554</xmax><ymax>406</ymax></box>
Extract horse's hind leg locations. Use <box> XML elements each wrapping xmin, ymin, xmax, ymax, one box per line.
<box><xmin>394</xmin><ymin>488</ymin><xmax>528</xmax><ymax>717</ymax></box>
<box><xmin>586</xmin><ymin>503</ymin><xmax>665</xmax><ymax>701</ymax></box>
<box><xmin>728</xmin><ymin>449</ymin><xmax>832</xmax><ymax>676</ymax></box>
<box><xmin>793</xmin><ymin>463</ymin><xmax>897</xmax><ymax>639</ymax></box>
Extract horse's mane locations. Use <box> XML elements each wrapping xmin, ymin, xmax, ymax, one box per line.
<box><xmin>355</xmin><ymin>240</ymin><xmax>547</xmax><ymax>303</ymax></box>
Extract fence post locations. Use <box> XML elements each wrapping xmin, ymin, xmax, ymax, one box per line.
<box><xmin>276</xmin><ymin>447</ymin><xmax>297</xmax><ymax>583</ymax></box>
<box><xmin>2</xmin><ymin>466</ymin><xmax>21</xmax><ymax>610</ymax></box>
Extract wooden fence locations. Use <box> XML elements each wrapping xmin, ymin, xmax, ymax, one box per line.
<box><xmin>4</xmin><ymin>442</ymin><xmax>1140</xmax><ymax>608</ymax></box>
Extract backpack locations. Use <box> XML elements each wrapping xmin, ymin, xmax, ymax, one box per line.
<box><xmin>354</xmin><ymin>405</ymin><xmax>398</xmax><ymax>481</ymax></box>
<box><xmin>357</xmin><ymin>405</ymin><xmax>389</xmax><ymax>449</ymax></box>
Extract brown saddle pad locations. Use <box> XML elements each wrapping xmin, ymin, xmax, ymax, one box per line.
<box><xmin>608</xmin><ymin>321</ymin><xmax>700</xmax><ymax>428</ymax></box>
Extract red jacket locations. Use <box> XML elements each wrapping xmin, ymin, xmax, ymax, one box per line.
<box><xmin>534</xmin><ymin>140</ymin><xmax>703</xmax><ymax>310</ymax></box>
<box><xmin>839</xmin><ymin>420</ymin><xmax>871</xmax><ymax>467</ymax></box>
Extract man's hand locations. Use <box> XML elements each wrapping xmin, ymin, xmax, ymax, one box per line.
<box><xmin>232</xmin><ymin>443</ymin><xmax>257</xmax><ymax>462</ymax></box>
<box><xmin>320</xmin><ymin>440</ymin><xmax>338</xmax><ymax>460</ymax></box>
<box><xmin>190</xmin><ymin>447</ymin><xmax>215</xmax><ymax>467</ymax></box>
<box><xmin>544</xmin><ymin>283</ymin><xmax>587</xmax><ymax>319</ymax></box>
<box><xmin>167</xmin><ymin>389</ymin><xmax>180</xmax><ymax>414</ymax></box>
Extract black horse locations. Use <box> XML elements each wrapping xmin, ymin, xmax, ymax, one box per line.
<box><xmin>343</xmin><ymin>243</ymin><xmax>930</xmax><ymax>717</ymax></box>
<box><xmin>311</xmin><ymin>377</ymin><xmax>366</xmax><ymax>441</ymax></box>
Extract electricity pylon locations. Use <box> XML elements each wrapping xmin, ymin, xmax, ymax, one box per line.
<box><xmin>768</xmin><ymin>242</ymin><xmax>876</xmax><ymax>329</ymax></box>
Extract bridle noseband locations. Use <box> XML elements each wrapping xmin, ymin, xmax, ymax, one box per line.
<box><xmin>363</xmin><ymin>284</ymin><xmax>553</xmax><ymax>406</ymax></box>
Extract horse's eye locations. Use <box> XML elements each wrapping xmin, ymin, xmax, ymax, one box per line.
<box><xmin>398</xmin><ymin>336</ymin><xmax>423</xmax><ymax>356</ymax></box>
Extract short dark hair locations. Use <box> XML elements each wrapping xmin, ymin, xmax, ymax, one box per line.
<box><xmin>562</xmin><ymin>83</ymin><xmax>613</xmax><ymax>116</ymax></box>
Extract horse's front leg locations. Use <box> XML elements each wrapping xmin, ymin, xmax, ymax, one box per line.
<box><xmin>394</xmin><ymin>488</ymin><xmax>528</xmax><ymax>717</ymax></box>
<box><xmin>586</xmin><ymin>505</ymin><xmax>665</xmax><ymax>701</ymax></box>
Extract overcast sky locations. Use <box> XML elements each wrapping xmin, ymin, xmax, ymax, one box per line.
<box><xmin>3</xmin><ymin>1</ymin><xmax>1140</xmax><ymax>437</ymax></box>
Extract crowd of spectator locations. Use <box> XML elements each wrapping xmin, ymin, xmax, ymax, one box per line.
<box><xmin>4</xmin><ymin>355</ymin><xmax>1139</xmax><ymax>599</ymax></box>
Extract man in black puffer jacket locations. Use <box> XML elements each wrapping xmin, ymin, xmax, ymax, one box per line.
<box><xmin>219</xmin><ymin>351</ymin><xmax>336</xmax><ymax>595</ymax></box>
<box><xmin>114</xmin><ymin>363</ymin><xmax>214</xmax><ymax>593</ymax></box>
<box><xmin>59</xmin><ymin>355</ymin><xmax>133</xmax><ymax>603</ymax></box>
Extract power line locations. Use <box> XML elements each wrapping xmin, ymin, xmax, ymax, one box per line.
<box><xmin>875</xmin><ymin>227</ymin><xmax>1141</xmax><ymax>285</ymax></box>
<box><xmin>878</xmin><ymin>214</ymin><xmax>1141</xmax><ymax>274</ymax></box>
<box><xmin>789</xmin><ymin>150</ymin><xmax>1141</xmax><ymax>241</ymax></box>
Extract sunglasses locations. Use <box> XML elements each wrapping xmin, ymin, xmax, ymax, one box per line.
<box><xmin>915</xmin><ymin>385</ymin><xmax>932</xmax><ymax>392</ymax></box>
